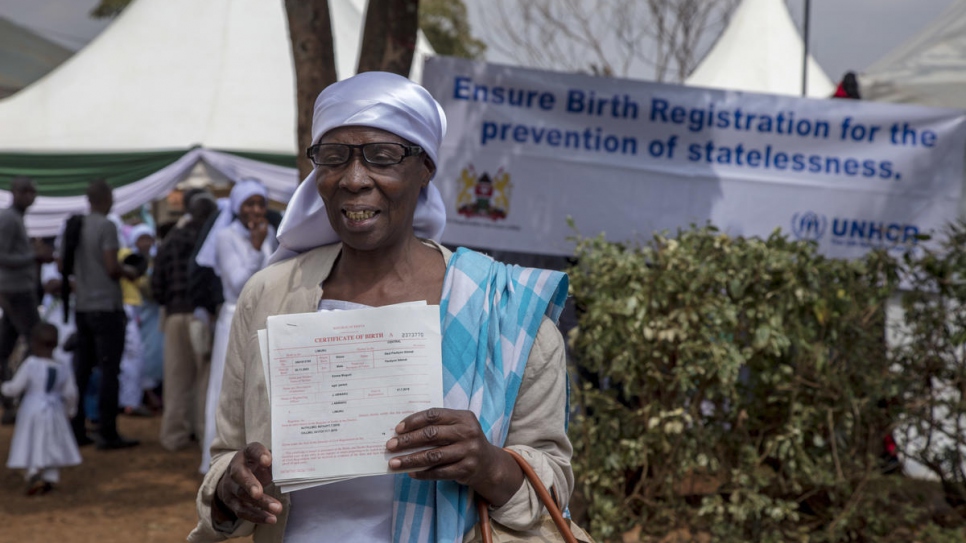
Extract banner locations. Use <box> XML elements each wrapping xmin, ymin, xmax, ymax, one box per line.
<box><xmin>422</xmin><ymin>57</ymin><xmax>966</xmax><ymax>258</ymax></box>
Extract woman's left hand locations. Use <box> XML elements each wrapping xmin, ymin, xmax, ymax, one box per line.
<box><xmin>386</xmin><ymin>407</ymin><xmax>524</xmax><ymax>507</ymax></box>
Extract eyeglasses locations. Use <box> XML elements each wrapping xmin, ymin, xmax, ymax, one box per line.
<box><xmin>306</xmin><ymin>142</ymin><xmax>423</xmax><ymax>167</ymax></box>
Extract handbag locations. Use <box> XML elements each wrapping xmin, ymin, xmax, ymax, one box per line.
<box><xmin>464</xmin><ymin>448</ymin><xmax>597</xmax><ymax>543</ymax></box>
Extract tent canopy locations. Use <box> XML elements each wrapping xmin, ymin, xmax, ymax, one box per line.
<box><xmin>0</xmin><ymin>0</ymin><xmax>431</xmax><ymax>154</ymax></box>
<box><xmin>858</xmin><ymin>0</ymin><xmax>966</xmax><ymax>110</ymax></box>
<box><xmin>0</xmin><ymin>0</ymin><xmax>434</xmax><ymax>236</ymax></box>
<box><xmin>685</xmin><ymin>0</ymin><xmax>834</xmax><ymax>98</ymax></box>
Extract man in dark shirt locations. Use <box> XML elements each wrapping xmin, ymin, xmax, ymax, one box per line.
<box><xmin>0</xmin><ymin>177</ymin><xmax>53</xmax><ymax>424</ymax></box>
<box><xmin>69</xmin><ymin>179</ymin><xmax>142</xmax><ymax>449</ymax></box>
<box><xmin>154</xmin><ymin>191</ymin><xmax>217</xmax><ymax>451</ymax></box>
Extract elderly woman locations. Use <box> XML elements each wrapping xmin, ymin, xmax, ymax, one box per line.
<box><xmin>188</xmin><ymin>72</ymin><xmax>570</xmax><ymax>543</ymax></box>
<box><xmin>195</xmin><ymin>178</ymin><xmax>278</xmax><ymax>474</ymax></box>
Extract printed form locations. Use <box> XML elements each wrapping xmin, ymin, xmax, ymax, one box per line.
<box><xmin>261</xmin><ymin>303</ymin><xmax>443</xmax><ymax>492</ymax></box>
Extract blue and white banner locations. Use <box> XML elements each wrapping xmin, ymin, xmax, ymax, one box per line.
<box><xmin>422</xmin><ymin>57</ymin><xmax>966</xmax><ymax>259</ymax></box>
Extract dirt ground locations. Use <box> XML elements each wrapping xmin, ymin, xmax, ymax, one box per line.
<box><xmin>0</xmin><ymin>414</ymin><xmax>250</xmax><ymax>543</ymax></box>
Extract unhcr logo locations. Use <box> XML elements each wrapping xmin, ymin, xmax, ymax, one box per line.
<box><xmin>791</xmin><ymin>211</ymin><xmax>827</xmax><ymax>241</ymax></box>
<box><xmin>830</xmin><ymin>219</ymin><xmax>919</xmax><ymax>245</ymax></box>
<box><xmin>790</xmin><ymin>211</ymin><xmax>922</xmax><ymax>249</ymax></box>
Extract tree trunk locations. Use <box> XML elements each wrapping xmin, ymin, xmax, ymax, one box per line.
<box><xmin>357</xmin><ymin>0</ymin><xmax>420</xmax><ymax>75</ymax></box>
<box><xmin>285</xmin><ymin>0</ymin><xmax>338</xmax><ymax>180</ymax></box>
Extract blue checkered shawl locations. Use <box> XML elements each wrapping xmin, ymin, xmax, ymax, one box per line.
<box><xmin>390</xmin><ymin>248</ymin><xmax>568</xmax><ymax>543</ymax></box>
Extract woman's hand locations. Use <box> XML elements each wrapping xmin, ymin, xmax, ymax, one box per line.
<box><xmin>386</xmin><ymin>408</ymin><xmax>524</xmax><ymax>507</ymax></box>
<box><xmin>213</xmin><ymin>443</ymin><xmax>282</xmax><ymax>526</ymax></box>
<box><xmin>249</xmin><ymin>218</ymin><xmax>268</xmax><ymax>250</ymax></box>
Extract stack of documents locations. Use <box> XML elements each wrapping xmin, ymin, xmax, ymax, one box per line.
<box><xmin>258</xmin><ymin>302</ymin><xmax>444</xmax><ymax>493</ymax></box>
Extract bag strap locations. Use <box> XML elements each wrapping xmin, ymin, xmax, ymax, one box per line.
<box><xmin>476</xmin><ymin>447</ymin><xmax>579</xmax><ymax>543</ymax></box>
<box><xmin>60</xmin><ymin>214</ymin><xmax>84</xmax><ymax>324</ymax></box>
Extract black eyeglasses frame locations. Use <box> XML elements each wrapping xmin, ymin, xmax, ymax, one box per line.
<box><xmin>305</xmin><ymin>142</ymin><xmax>423</xmax><ymax>167</ymax></box>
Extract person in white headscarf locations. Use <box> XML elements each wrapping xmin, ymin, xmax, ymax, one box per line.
<box><xmin>197</xmin><ymin>178</ymin><xmax>277</xmax><ymax>475</ymax></box>
<box><xmin>117</xmin><ymin>223</ymin><xmax>155</xmax><ymax>417</ymax></box>
<box><xmin>189</xmin><ymin>72</ymin><xmax>572</xmax><ymax>543</ymax></box>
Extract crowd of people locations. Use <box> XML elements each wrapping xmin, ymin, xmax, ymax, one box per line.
<box><xmin>0</xmin><ymin>173</ymin><xmax>277</xmax><ymax>495</ymax></box>
<box><xmin>1</xmin><ymin>72</ymin><xmax>577</xmax><ymax>543</ymax></box>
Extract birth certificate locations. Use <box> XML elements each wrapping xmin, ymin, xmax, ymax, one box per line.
<box><xmin>265</xmin><ymin>303</ymin><xmax>443</xmax><ymax>490</ymax></box>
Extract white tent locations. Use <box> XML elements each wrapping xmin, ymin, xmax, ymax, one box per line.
<box><xmin>858</xmin><ymin>0</ymin><xmax>966</xmax><ymax>110</ymax></box>
<box><xmin>685</xmin><ymin>0</ymin><xmax>834</xmax><ymax>98</ymax></box>
<box><xmin>0</xmin><ymin>0</ymin><xmax>434</xmax><ymax>236</ymax></box>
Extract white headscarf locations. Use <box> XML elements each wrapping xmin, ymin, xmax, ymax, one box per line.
<box><xmin>269</xmin><ymin>72</ymin><xmax>447</xmax><ymax>265</ymax></box>
<box><xmin>125</xmin><ymin>224</ymin><xmax>155</xmax><ymax>254</ymax></box>
<box><xmin>194</xmin><ymin>178</ymin><xmax>269</xmax><ymax>270</ymax></box>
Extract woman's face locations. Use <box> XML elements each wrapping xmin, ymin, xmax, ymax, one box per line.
<box><xmin>239</xmin><ymin>194</ymin><xmax>267</xmax><ymax>227</ymax></box>
<box><xmin>314</xmin><ymin>126</ymin><xmax>435</xmax><ymax>252</ymax></box>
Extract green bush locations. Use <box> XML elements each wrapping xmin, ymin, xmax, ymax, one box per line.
<box><xmin>566</xmin><ymin>224</ymin><xmax>923</xmax><ymax>542</ymax></box>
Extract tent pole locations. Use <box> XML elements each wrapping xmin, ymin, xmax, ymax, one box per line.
<box><xmin>802</xmin><ymin>0</ymin><xmax>811</xmax><ymax>97</ymax></box>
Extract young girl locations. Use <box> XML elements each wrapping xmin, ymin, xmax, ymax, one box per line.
<box><xmin>1</xmin><ymin>322</ymin><xmax>82</xmax><ymax>495</ymax></box>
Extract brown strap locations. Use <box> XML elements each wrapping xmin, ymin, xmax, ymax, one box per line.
<box><xmin>477</xmin><ymin>499</ymin><xmax>494</xmax><ymax>543</ymax></box>
<box><xmin>476</xmin><ymin>447</ymin><xmax>579</xmax><ymax>543</ymax></box>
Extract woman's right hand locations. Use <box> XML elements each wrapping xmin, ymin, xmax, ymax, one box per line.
<box><xmin>249</xmin><ymin>218</ymin><xmax>269</xmax><ymax>250</ymax></box>
<box><xmin>213</xmin><ymin>442</ymin><xmax>282</xmax><ymax>525</ymax></box>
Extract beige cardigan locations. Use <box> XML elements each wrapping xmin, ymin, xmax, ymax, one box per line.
<box><xmin>188</xmin><ymin>242</ymin><xmax>573</xmax><ymax>543</ymax></box>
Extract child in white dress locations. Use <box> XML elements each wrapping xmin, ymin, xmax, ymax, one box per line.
<box><xmin>1</xmin><ymin>322</ymin><xmax>82</xmax><ymax>495</ymax></box>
